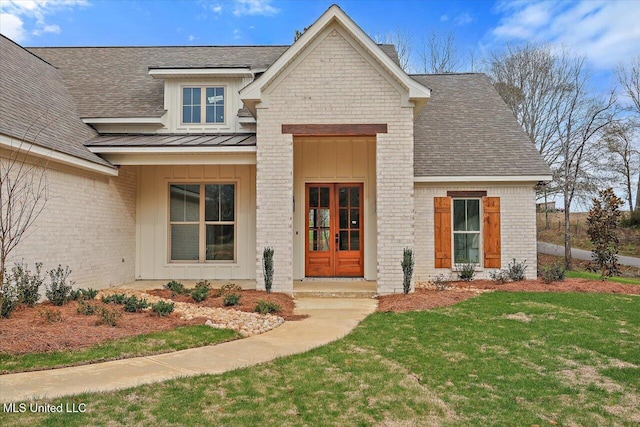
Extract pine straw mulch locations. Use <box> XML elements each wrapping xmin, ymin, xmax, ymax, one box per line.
<box><xmin>0</xmin><ymin>290</ymin><xmax>302</xmax><ymax>356</ymax></box>
<box><xmin>377</xmin><ymin>278</ymin><xmax>640</xmax><ymax>313</ymax></box>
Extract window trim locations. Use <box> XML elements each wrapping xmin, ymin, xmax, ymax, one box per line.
<box><xmin>179</xmin><ymin>85</ymin><xmax>227</xmax><ymax>126</ymax></box>
<box><xmin>451</xmin><ymin>197</ymin><xmax>483</xmax><ymax>266</ymax></box>
<box><xmin>168</xmin><ymin>182</ymin><xmax>237</xmax><ymax>263</ymax></box>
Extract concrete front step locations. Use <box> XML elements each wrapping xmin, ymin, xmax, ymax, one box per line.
<box><xmin>293</xmin><ymin>280</ymin><xmax>377</xmax><ymax>299</ymax></box>
<box><xmin>293</xmin><ymin>290</ymin><xmax>377</xmax><ymax>298</ymax></box>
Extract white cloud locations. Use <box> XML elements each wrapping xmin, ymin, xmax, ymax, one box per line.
<box><xmin>440</xmin><ymin>14</ymin><xmax>449</xmax><ymax>22</ymax></box>
<box><xmin>0</xmin><ymin>0</ymin><xmax>88</xmax><ymax>41</ymax></box>
<box><xmin>233</xmin><ymin>28</ymin><xmax>241</xmax><ymax>40</ymax></box>
<box><xmin>0</xmin><ymin>13</ymin><xmax>26</xmax><ymax>42</ymax></box>
<box><xmin>210</xmin><ymin>4</ymin><xmax>222</xmax><ymax>13</ymax></box>
<box><xmin>492</xmin><ymin>0</ymin><xmax>640</xmax><ymax>69</ymax></box>
<box><xmin>188</xmin><ymin>34</ymin><xmax>197</xmax><ymax>42</ymax></box>
<box><xmin>233</xmin><ymin>0</ymin><xmax>278</xmax><ymax>17</ymax></box>
<box><xmin>453</xmin><ymin>12</ymin><xmax>474</xmax><ymax>26</ymax></box>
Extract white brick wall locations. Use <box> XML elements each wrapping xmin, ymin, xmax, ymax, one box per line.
<box><xmin>255</xmin><ymin>24</ymin><xmax>415</xmax><ymax>294</ymax></box>
<box><xmin>414</xmin><ymin>183</ymin><xmax>539</xmax><ymax>281</ymax></box>
<box><xmin>6</xmin><ymin>159</ymin><xmax>137</xmax><ymax>289</ymax></box>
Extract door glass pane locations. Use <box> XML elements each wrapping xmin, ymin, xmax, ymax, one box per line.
<box><xmin>170</xmin><ymin>184</ymin><xmax>200</xmax><ymax>222</ymax></box>
<box><xmin>350</xmin><ymin>230</ymin><xmax>360</xmax><ymax>251</ymax></box>
<box><xmin>320</xmin><ymin>187</ymin><xmax>330</xmax><ymax>207</ymax></box>
<box><xmin>319</xmin><ymin>208</ymin><xmax>330</xmax><ymax>228</ymax></box>
<box><xmin>350</xmin><ymin>187</ymin><xmax>360</xmax><ymax>207</ymax></box>
<box><xmin>453</xmin><ymin>199</ymin><xmax>466</xmax><ymax>231</ymax></box>
<box><xmin>308</xmin><ymin>208</ymin><xmax>317</xmax><ymax>228</ymax></box>
<box><xmin>309</xmin><ymin>187</ymin><xmax>318</xmax><ymax>207</ymax></box>
<box><xmin>339</xmin><ymin>209</ymin><xmax>348</xmax><ymax>229</ymax></box>
<box><xmin>309</xmin><ymin>229</ymin><xmax>330</xmax><ymax>251</ymax></box>
<box><xmin>339</xmin><ymin>188</ymin><xmax>348</xmax><ymax>207</ymax></box>
<box><xmin>339</xmin><ymin>230</ymin><xmax>349</xmax><ymax>251</ymax></box>
<box><xmin>206</xmin><ymin>225</ymin><xmax>234</xmax><ymax>260</ymax></box>
<box><xmin>467</xmin><ymin>199</ymin><xmax>480</xmax><ymax>231</ymax></box>
<box><xmin>171</xmin><ymin>224</ymin><xmax>199</xmax><ymax>260</ymax></box>
<box><xmin>350</xmin><ymin>209</ymin><xmax>359</xmax><ymax>228</ymax></box>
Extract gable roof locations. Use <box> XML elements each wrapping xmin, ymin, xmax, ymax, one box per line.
<box><xmin>412</xmin><ymin>73</ymin><xmax>551</xmax><ymax>179</ymax></box>
<box><xmin>0</xmin><ymin>35</ymin><xmax>111</xmax><ymax>168</ymax></box>
<box><xmin>240</xmin><ymin>4</ymin><xmax>430</xmax><ymax>116</ymax></box>
<box><xmin>28</xmin><ymin>43</ymin><xmax>400</xmax><ymax>120</ymax></box>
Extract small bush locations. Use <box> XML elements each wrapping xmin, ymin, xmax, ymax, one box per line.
<box><xmin>432</xmin><ymin>274</ymin><xmax>451</xmax><ymax>291</ymax></box>
<box><xmin>254</xmin><ymin>300</ymin><xmax>281</xmax><ymax>314</ymax></box>
<box><xmin>223</xmin><ymin>293</ymin><xmax>241</xmax><ymax>307</ymax></box>
<box><xmin>164</xmin><ymin>280</ymin><xmax>189</xmax><ymax>296</ymax></box>
<box><xmin>39</xmin><ymin>308</ymin><xmax>62</xmax><ymax>323</ymax></box>
<box><xmin>123</xmin><ymin>295</ymin><xmax>149</xmax><ymax>313</ymax></box>
<box><xmin>151</xmin><ymin>300</ymin><xmax>175</xmax><ymax>317</ymax></box>
<box><xmin>191</xmin><ymin>286</ymin><xmax>210</xmax><ymax>303</ymax></box>
<box><xmin>489</xmin><ymin>270</ymin><xmax>510</xmax><ymax>285</ymax></box>
<box><xmin>540</xmin><ymin>263</ymin><xmax>566</xmax><ymax>284</ymax></box>
<box><xmin>46</xmin><ymin>265</ymin><xmax>75</xmax><ymax>306</ymax></box>
<box><xmin>506</xmin><ymin>259</ymin><xmax>528</xmax><ymax>281</ymax></box>
<box><xmin>456</xmin><ymin>262</ymin><xmax>476</xmax><ymax>282</ymax></box>
<box><xmin>97</xmin><ymin>306</ymin><xmax>121</xmax><ymax>326</ymax></box>
<box><xmin>215</xmin><ymin>283</ymin><xmax>243</xmax><ymax>297</ymax></box>
<box><xmin>401</xmin><ymin>248</ymin><xmax>414</xmax><ymax>295</ymax></box>
<box><xmin>76</xmin><ymin>300</ymin><xmax>99</xmax><ymax>316</ymax></box>
<box><xmin>263</xmin><ymin>247</ymin><xmax>274</xmax><ymax>294</ymax></box>
<box><xmin>11</xmin><ymin>261</ymin><xmax>45</xmax><ymax>307</ymax></box>
<box><xmin>72</xmin><ymin>288</ymin><xmax>98</xmax><ymax>301</ymax></box>
<box><xmin>101</xmin><ymin>293</ymin><xmax>128</xmax><ymax>305</ymax></box>
<box><xmin>0</xmin><ymin>283</ymin><xmax>19</xmax><ymax>318</ymax></box>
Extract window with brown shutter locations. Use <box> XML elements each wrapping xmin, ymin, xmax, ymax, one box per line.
<box><xmin>483</xmin><ymin>197</ymin><xmax>501</xmax><ymax>268</ymax></box>
<box><xmin>434</xmin><ymin>197</ymin><xmax>452</xmax><ymax>268</ymax></box>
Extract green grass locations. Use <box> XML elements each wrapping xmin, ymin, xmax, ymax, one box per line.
<box><xmin>0</xmin><ymin>325</ymin><xmax>238</xmax><ymax>374</ymax></box>
<box><xmin>2</xmin><ymin>292</ymin><xmax>638</xmax><ymax>426</ymax></box>
<box><xmin>565</xmin><ymin>270</ymin><xmax>640</xmax><ymax>285</ymax></box>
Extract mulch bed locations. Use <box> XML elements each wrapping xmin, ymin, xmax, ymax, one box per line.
<box><xmin>377</xmin><ymin>278</ymin><xmax>640</xmax><ymax>313</ymax></box>
<box><xmin>0</xmin><ymin>290</ymin><xmax>302</xmax><ymax>356</ymax></box>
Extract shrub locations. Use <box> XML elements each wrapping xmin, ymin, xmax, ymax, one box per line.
<box><xmin>223</xmin><ymin>293</ymin><xmax>241</xmax><ymax>307</ymax></box>
<box><xmin>254</xmin><ymin>300</ymin><xmax>281</xmax><ymax>314</ymax></box>
<box><xmin>101</xmin><ymin>293</ymin><xmax>128</xmax><ymax>305</ymax></box>
<box><xmin>263</xmin><ymin>247</ymin><xmax>274</xmax><ymax>294</ymax></box>
<box><xmin>401</xmin><ymin>248</ymin><xmax>414</xmax><ymax>295</ymax></box>
<box><xmin>97</xmin><ymin>306</ymin><xmax>121</xmax><ymax>326</ymax></box>
<box><xmin>39</xmin><ymin>308</ymin><xmax>62</xmax><ymax>323</ymax></box>
<box><xmin>72</xmin><ymin>288</ymin><xmax>98</xmax><ymax>301</ymax></box>
<box><xmin>489</xmin><ymin>269</ymin><xmax>510</xmax><ymax>285</ymax></box>
<box><xmin>151</xmin><ymin>301</ymin><xmax>175</xmax><ymax>317</ymax></box>
<box><xmin>164</xmin><ymin>280</ymin><xmax>189</xmax><ymax>296</ymax></box>
<box><xmin>540</xmin><ymin>263</ymin><xmax>566</xmax><ymax>284</ymax></box>
<box><xmin>456</xmin><ymin>262</ymin><xmax>476</xmax><ymax>282</ymax></box>
<box><xmin>432</xmin><ymin>274</ymin><xmax>451</xmax><ymax>291</ymax></box>
<box><xmin>506</xmin><ymin>259</ymin><xmax>527</xmax><ymax>281</ymax></box>
<box><xmin>11</xmin><ymin>261</ymin><xmax>45</xmax><ymax>307</ymax></box>
<box><xmin>621</xmin><ymin>210</ymin><xmax>640</xmax><ymax>228</ymax></box>
<box><xmin>76</xmin><ymin>300</ymin><xmax>99</xmax><ymax>316</ymax></box>
<box><xmin>215</xmin><ymin>283</ymin><xmax>243</xmax><ymax>297</ymax></box>
<box><xmin>587</xmin><ymin>188</ymin><xmax>624</xmax><ymax>279</ymax></box>
<box><xmin>46</xmin><ymin>265</ymin><xmax>75</xmax><ymax>306</ymax></box>
<box><xmin>123</xmin><ymin>295</ymin><xmax>149</xmax><ymax>313</ymax></box>
<box><xmin>191</xmin><ymin>285</ymin><xmax>210</xmax><ymax>303</ymax></box>
<box><xmin>0</xmin><ymin>282</ymin><xmax>19</xmax><ymax>318</ymax></box>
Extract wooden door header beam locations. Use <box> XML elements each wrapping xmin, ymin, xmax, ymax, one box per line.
<box><xmin>282</xmin><ymin>124</ymin><xmax>387</xmax><ymax>136</ymax></box>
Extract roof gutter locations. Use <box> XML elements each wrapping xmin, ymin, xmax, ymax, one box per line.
<box><xmin>414</xmin><ymin>175</ymin><xmax>553</xmax><ymax>183</ymax></box>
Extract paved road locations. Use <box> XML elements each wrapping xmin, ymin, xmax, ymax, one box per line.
<box><xmin>537</xmin><ymin>241</ymin><xmax>640</xmax><ymax>268</ymax></box>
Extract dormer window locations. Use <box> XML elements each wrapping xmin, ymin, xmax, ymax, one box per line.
<box><xmin>182</xmin><ymin>86</ymin><xmax>225</xmax><ymax>124</ymax></box>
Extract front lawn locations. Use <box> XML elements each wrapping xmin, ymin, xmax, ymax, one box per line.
<box><xmin>565</xmin><ymin>270</ymin><xmax>640</xmax><ymax>285</ymax></box>
<box><xmin>3</xmin><ymin>292</ymin><xmax>638</xmax><ymax>426</ymax></box>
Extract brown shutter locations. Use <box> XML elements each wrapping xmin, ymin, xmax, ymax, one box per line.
<box><xmin>434</xmin><ymin>197</ymin><xmax>452</xmax><ymax>268</ymax></box>
<box><xmin>483</xmin><ymin>197</ymin><xmax>501</xmax><ymax>268</ymax></box>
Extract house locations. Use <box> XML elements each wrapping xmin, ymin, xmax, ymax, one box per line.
<box><xmin>0</xmin><ymin>5</ymin><xmax>551</xmax><ymax>295</ymax></box>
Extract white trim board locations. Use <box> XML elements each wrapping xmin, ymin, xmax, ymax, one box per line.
<box><xmin>88</xmin><ymin>146</ymin><xmax>257</xmax><ymax>154</ymax></box>
<box><xmin>414</xmin><ymin>175</ymin><xmax>552</xmax><ymax>183</ymax></box>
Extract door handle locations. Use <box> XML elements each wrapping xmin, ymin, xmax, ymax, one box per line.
<box><xmin>335</xmin><ymin>233</ymin><xmax>340</xmax><ymax>245</ymax></box>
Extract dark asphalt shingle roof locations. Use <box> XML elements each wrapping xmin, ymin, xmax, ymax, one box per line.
<box><xmin>86</xmin><ymin>134</ymin><xmax>256</xmax><ymax>147</ymax></box>
<box><xmin>0</xmin><ymin>36</ymin><xmax>111</xmax><ymax>167</ymax></box>
<box><xmin>411</xmin><ymin>73</ymin><xmax>551</xmax><ymax>177</ymax></box>
<box><xmin>27</xmin><ymin>44</ymin><xmax>400</xmax><ymax>119</ymax></box>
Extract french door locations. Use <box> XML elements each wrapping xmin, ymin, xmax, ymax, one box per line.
<box><xmin>305</xmin><ymin>183</ymin><xmax>364</xmax><ymax>277</ymax></box>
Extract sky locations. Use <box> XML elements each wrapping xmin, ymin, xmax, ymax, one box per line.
<box><xmin>1</xmin><ymin>0</ymin><xmax>640</xmax><ymax>89</ymax></box>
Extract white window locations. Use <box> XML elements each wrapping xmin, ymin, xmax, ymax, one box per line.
<box><xmin>169</xmin><ymin>183</ymin><xmax>235</xmax><ymax>262</ymax></box>
<box><xmin>453</xmin><ymin>199</ymin><xmax>481</xmax><ymax>264</ymax></box>
<box><xmin>181</xmin><ymin>86</ymin><xmax>225</xmax><ymax>124</ymax></box>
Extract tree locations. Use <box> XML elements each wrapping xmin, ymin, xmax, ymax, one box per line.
<box><xmin>587</xmin><ymin>188</ymin><xmax>624</xmax><ymax>279</ymax></box>
<box><xmin>417</xmin><ymin>31</ymin><xmax>461</xmax><ymax>74</ymax></box>
<box><xmin>384</xmin><ymin>29</ymin><xmax>412</xmax><ymax>72</ymax></box>
<box><xmin>294</xmin><ymin>26</ymin><xmax>310</xmax><ymax>42</ymax></box>
<box><xmin>0</xmin><ymin>140</ymin><xmax>49</xmax><ymax>286</ymax></box>
<box><xmin>601</xmin><ymin>121</ymin><xmax>640</xmax><ymax>211</ymax></box>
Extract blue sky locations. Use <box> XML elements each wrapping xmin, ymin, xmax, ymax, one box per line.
<box><xmin>1</xmin><ymin>0</ymin><xmax>639</xmax><ymax>87</ymax></box>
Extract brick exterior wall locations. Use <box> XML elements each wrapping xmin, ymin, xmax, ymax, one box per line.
<box><xmin>7</xmin><ymin>160</ymin><xmax>137</xmax><ymax>289</ymax></box>
<box><xmin>255</xmin><ymin>25</ymin><xmax>415</xmax><ymax>294</ymax></box>
<box><xmin>414</xmin><ymin>183</ymin><xmax>539</xmax><ymax>281</ymax></box>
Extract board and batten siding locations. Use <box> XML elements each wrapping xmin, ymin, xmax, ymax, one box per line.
<box><xmin>136</xmin><ymin>164</ymin><xmax>256</xmax><ymax>280</ymax></box>
<box><xmin>415</xmin><ymin>182</ymin><xmax>538</xmax><ymax>280</ymax></box>
<box><xmin>292</xmin><ymin>136</ymin><xmax>377</xmax><ymax>280</ymax></box>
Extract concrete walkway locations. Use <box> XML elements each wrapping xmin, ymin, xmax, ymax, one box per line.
<box><xmin>0</xmin><ymin>298</ymin><xmax>377</xmax><ymax>402</ymax></box>
<box><xmin>537</xmin><ymin>241</ymin><xmax>640</xmax><ymax>268</ymax></box>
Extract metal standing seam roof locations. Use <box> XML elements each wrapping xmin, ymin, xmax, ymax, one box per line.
<box><xmin>85</xmin><ymin>133</ymin><xmax>256</xmax><ymax>147</ymax></box>
<box><xmin>411</xmin><ymin>73</ymin><xmax>551</xmax><ymax>178</ymax></box>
